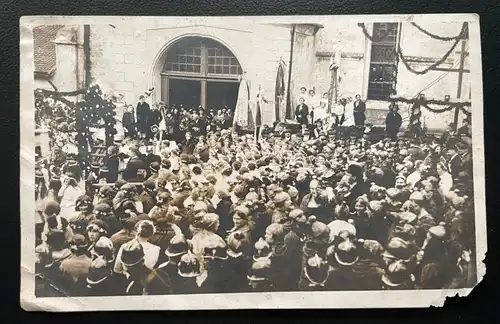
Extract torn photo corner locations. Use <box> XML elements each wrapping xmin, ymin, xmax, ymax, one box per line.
<box><xmin>20</xmin><ymin>14</ymin><xmax>486</xmax><ymax>311</ymax></box>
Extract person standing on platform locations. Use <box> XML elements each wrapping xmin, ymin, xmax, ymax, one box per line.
<box><xmin>136</xmin><ymin>95</ymin><xmax>150</xmax><ymax>140</ymax></box>
<box><xmin>385</xmin><ymin>102</ymin><xmax>402</xmax><ymax>141</ymax></box>
<box><xmin>122</xmin><ymin>105</ymin><xmax>136</xmax><ymax>139</ymax></box>
<box><xmin>353</xmin><ymin>94</ymin><xmax>367</xmax><ymax>126</ymax></box>
<box><xmin>295</xmin><ymin>97</ymin><xmax>309</xmax><ymax>126</ymax></box>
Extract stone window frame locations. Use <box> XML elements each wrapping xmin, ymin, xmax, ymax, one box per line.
<box><xmin>366</xmin><ymin>22</ymin><xmax>400</xmax><ymax>101</ymax></box>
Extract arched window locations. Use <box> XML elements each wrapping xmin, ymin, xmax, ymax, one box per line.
<box><xmin>162</xmin><ymin>37</ymin><xmax>242</xmax><ymax>78</ymax></box>
<box><xmin>160</xmin><ymin>37</ymin><xmax>242</xmax><ymax>111</ymax></box>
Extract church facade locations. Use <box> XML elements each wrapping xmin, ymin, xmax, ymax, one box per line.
<box><xmin>33</xmin><ymin>17</ymin><xmax>472</xmax><ymax>132</ymax></box>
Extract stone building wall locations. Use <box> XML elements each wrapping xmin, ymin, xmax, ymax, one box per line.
<box><xmin>86</xmin><ymin>19</ymin><xmax>472</xmax><ymax>132</ymax></box>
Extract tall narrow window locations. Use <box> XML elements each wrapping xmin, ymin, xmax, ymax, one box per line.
<box><xmin>367</xmin><ymin>23</ymin><xmax>400</xmax><ymax>101</ymax></box>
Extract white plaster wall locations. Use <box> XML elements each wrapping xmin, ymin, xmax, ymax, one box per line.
<box><xmin>87</xmin><ymin>19</ymin><xmax>472</xmax><ymax>132</ymax></box>
<box><xmin>89</xmin><ymin>21</ymin><xmax>291</xmax><ymax>126</ymax></box>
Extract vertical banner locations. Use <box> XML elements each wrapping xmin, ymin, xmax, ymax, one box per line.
<box><xmin>275</xmin><ymin>61</ymin><xmax>286</xmax><ymax>122</ymax></box>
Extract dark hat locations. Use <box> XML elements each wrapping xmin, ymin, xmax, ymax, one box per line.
<box><xmin>87</xmin><ymin>257</ymin><xmax>112</xmax><ymax>286</ymax></box>
<box><xmin>75</xmin><ymin>195</ymin><xmax>93</xmax><ymax>209</ymax></box>
<box><xmin>120</xmin><ymin>240</ymin><xmax>145</xmax><ymax>267</ymax></box>
<box><xmin>382</xmin><ymin>237</ymin><xmax>412</xmax><ymax>261</ymax></box>
<box><xmin>178</xmin><ymin>251</ymin><xmax>202</xmax><ymax>278</ymax></box>
<box><xmin>300</xmin><ymin>86</ymin><xmax>307</xmax><ymax>91</ymax></box>
<box><xmin>99</xmin><ymin>166</ymin><xmax>109</xmax><ymax>173</ymax></box>
<box><xmin>346</xmin><ymin>162</ymin><xmax>363</xmax><ymax>178</ymax></box>
<box><xmin>90</xmin><ymin>161</ymin><xmax>101</xmax><ymax>169</ymax></box>
<box><xmin>165</xmin><ymin>235</ymin><xmax>188</xmax><ymax>257</ymax></box>
<box><xmin>94</xmin><ymin>203</ymin><xmax>112</xmax><ymax>214</ymax></box>
<box><xmin>381</xmin><ymin>260</ymin><xmax>411</xmax><ymax>287</ymax></box>
<box><xmin>253</xmin><ymin>237</ymin><xmax>272</xmax><ymax>261</ymax></box>
<box><xmin>150</xmin><ymin>161</ymin><xmax>161</xmax><ymax>173</ymax></box>
<box><xmin>161</xmin><ymin>159</ymin><xmax>171</xmax><ymax>169</ymax></box>
<box><xmin>202</xmin><ymin>234</ymin><xmax>228</xmax><ymax>260</ymax></box>
<box><xmin>334</xmin><ymin>240</ymin><xmax>359</xmax><ymax>266</ymax></box>
<box><xmin>143</xmin><ymin>178</ymin><xmax>156</xmax><ymax>191</ymax></box>
<box><xmin>247</xmin><ymin>258</ymin><xmax>272</xmax><ymax>282</ymax></box>
<box><xmin>87</xmin><ymin>219</ymin><xmax>108</xmax><ymax>235</ymax></box>
<box><xmin>305</xmin><ymin>254</ymin><xmax>330</xmax><ymax>284</ymax></box>
<box><xmin>69</xmin><ymin>234</ymin><xmax>89</xmax><ymax>251</ymax></box>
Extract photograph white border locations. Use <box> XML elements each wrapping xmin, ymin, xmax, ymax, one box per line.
<box><xmin>20</xmin><ymin>14</ymin><xmax>486</xmax><ymax>311</ymax></box>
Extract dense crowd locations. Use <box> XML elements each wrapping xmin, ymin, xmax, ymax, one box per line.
<box><xmin>34</xmin><ymin>99</ymin><xmax>476</xmax><ymax>296</ymax></box>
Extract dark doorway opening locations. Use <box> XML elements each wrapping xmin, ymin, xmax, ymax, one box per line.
<box><xmin>206</xmin><ymin>81</ymin><xmax>239</xmax><ymax>113</ymax></box>
<box><xmin>168</xmin><ymin>79</ymin><xmax>201</xmax><ymax>110</ymax></box>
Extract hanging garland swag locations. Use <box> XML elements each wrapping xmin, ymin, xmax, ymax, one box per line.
<box><xmin>357</xmin><ymin>23</ymin><xmax>467</xmax><ymax>75</ymax></box>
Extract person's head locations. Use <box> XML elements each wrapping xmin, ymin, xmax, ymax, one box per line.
<box><xmin>120</xmin><ymin>239</ymin><xmax>146</xmax><ymax>277</ymax></box>
<box><xmin>139</xmin><ymin>95</ymin><xmax>145</xmax><ymax>103</ymax></box>
<box><xmin>308</xmin><ymin>89</ymin><xmax>315</xmax><ymax>96</ymax></box>
<box><xmin>300</xmin><ymin>86</ymin><xmax>307</xmax><ymax>94</ymax></box>
<box><xmin>394</xmin><ymin>176</ymin><xmax>406</xmax><ymax>189</ymax></box>
<box><xmin>299</xmin><ymin>97</ymin><xmax>305</xmax><ymax>104</ymax></box>
<box><xmin>354</xmin><ymin>196</ymin><xmax>369</xmax><ymax>214</ymax></box>
<box><xmin>136</xmin><ymin>220</ymin><xmax>155</xmax><ymax>240</ymax></box>
<box><xmin>265</xmin><ymin>223</ymin><xmax>285</xmax><ymax>245</ymax></box>
<box><xmin>462</xmin><ymin>118</ymin><xmax>470</xmax><ymax>126</ymax></box>
<box><xmin>355</xmin><ymin>94</ymin><xmax>361</xmax><ymax>101</ymax></box>
<box><xmin>436</xmin><ymin>162</ymin><xmax>447</xmax><ymax>176</ymax></box>
<box><xmin>322</xmin><ymin>92</ymin><xmax>329</xmax><ymax>99</ymax></box>
<box><xmin>87</xmin><ymin>220</ymin><xmax>108</xmax><ymax>243</ymax></box>
<box><xmin>232</xmin><ymin>207</ymin><xmax>250</xmax><ymax>229</ymax></box>
<box><xmin>127</xmin><ymin>105</ymin><xmax>134</xmax><ymax>113</ymax></box>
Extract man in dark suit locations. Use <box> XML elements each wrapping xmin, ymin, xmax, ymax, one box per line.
<box><xmin>295</xmin><ymin>97</ymin><xmax>309</xmax><ymax>126</ymax></box>
<box><xmin>353</xmin><ymin>94</ymin><xmax>366</xmax><ymax>126</ymax></box>
<box><xmin>343</xmin><ymin>162</ymin><xmax>370</xmax><ymax>211</ymax></box>
<box><xmin>144</xmin><ymin>145</ymin><xmax>161</xmax><ymax>178</ymax></box>
<box><xmin>447</xmin><ymin>146</ymin><xmax>462</xmax><ymax>181</ymax></box>
<box><xmin>385</xmin><ymin>102</ymin><xmax>402</xmax><ymax>141</ymax></box>
<box><xmin>457</xmin><ymin>117</ymin><xmax>471</xmax><ymax>138</ymax></box>
<box><xmin>136</xmin><ymin>95</ymin><xmax>150</xmax><ymax>139</ymax></box>
<box><xmin>122</xmin><ymin>148</ymin><xmax>148</xmax><ymax>182</ymax></box>
<box><xmin>440</xmin><ymin>123</ymin><xmax>457</xmax><ymax>148</ymax></box>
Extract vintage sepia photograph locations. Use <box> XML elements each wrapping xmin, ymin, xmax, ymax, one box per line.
<box><xmin>20</xmin><ymin>14</ymin><xmax>486</xmax><ymax>310</ymax></box>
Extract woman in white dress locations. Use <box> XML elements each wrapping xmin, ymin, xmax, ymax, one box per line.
<box><xmin>57</xmin><ymin>172</ymin><xmax>84</xmax><ymax>222</ymax></box>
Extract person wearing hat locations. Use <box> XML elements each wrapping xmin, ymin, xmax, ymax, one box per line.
<box><xmin>94</xmin><ymin>203</ymin><xmax>122</xmax><ymax>237</ymax></box>
<box><xmin>68</xmin><ymin>195</ymin><xmax>95</xmax><ymax>235</ymax></box>
<box><xmin>228</xmin><ymin>205</ymin><xmax>254</xmax><ymax>243</ymax></box>
<box><xmin>35</xmin><ymin>243</ymin><xmax>66</xmax><ymax>297</ymax></box>
<box><xmin>415</xmin><ymin>222</ymin><xmax>452</xmax><ymax>288</ymax></box>
<box><xmin>149</xmin><ymin>207</ymin><xmax>182</xmax><ymax>264</ymax></box>
<box><xmin>385</xmin><ymin>102</ymin><xmax>402</xmax><ymax>141</ymax></box>
<box><xmin>114</xmin><ymin>220</ymin><xmax>160</xmax><ymax>275</ymax></box>
<box><xmin>119</xmin><ymin>239</ymin><xmax>173</xmax><ymax>295</ymax></box>
<box><xmin>380</xmin><ymin>259</ymin><xmax>415</xmax><ymax>290</ymax></box>
<box><xmin>198</xmin><ymin>234</ymin><xmax>230</xmax><ymax>293</ymax></box>
<box><xmin>113</xmin><ymin>183</ymin><xmax>144</xmax><ymax>215</ymax></box>
<box><xmin>224</xmin><ymin>231</ymin><xmax>252</xmax><ymax>292</ymax></box>
<box><xmin>58</xmin><ymin>234</ymin><xmax>93</xmax><ymax>296</ymax></box>
<box><xmin>247</xmin><ymin>258</ymin><xmax>275</xmax><ymax>292</ymax></box>
<box><xmin>156</xmin><ymin>234</ymin><xmax>189</xmax><ymax>292</ymax></box>
<box><xmin>324</xmin><ymin>240</ymin><xmax>360</xmax><ymax>290</ymax></box>
<box><xmin>84</xmin><ymin>256</ymin><xmax>126</xmax><ymax>296</ymax></box>
<box><xmin>298</xmin><ymin>253</ymin><xmax>331</xmax><ymax>291</ymax></box>
<box><xmin>137</xmin><ymin>178</ymin><xmax>156</xmax><ymax>215</ymax></box>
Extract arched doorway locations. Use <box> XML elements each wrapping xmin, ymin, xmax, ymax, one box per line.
<box><xmin>160</xmin><ymin>36</ymin><xmax>243</xmax><ymax>113</ymax></box>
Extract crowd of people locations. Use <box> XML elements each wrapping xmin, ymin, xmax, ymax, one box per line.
<box><xmin>34</xmin><ymin>92</ymin><xmax>476</xmax><ymax>297</ymax></box>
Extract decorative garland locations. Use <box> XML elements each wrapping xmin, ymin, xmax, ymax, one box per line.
<box><xmin>35</xmin><ymin>84</ymin><xmax>119</xmax><ymax>168</ymax></box>
<box><xmin>410</xmin><ymin>22</ymin><xmax>467</xmax><ymax>42</ymax></box>
<box><xmin>358</xmin><ymin>23</ymin><xmax>466</xmax><ymax>75</ymax></box>
<box><xmin>396</xmin><ymin>39</ymin><xmax>462</xmax><ymax>75</ymax></box>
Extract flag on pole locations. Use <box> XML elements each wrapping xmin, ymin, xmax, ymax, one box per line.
<box><xmin>234</xmin><ymin>74</ymin><xmax>251</xmax><ymax>128</ymax></box>
<box><xmin>275</xmin><ymin>60</ymin><xmax>286</xmax><ymax>122</ymax></box>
